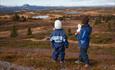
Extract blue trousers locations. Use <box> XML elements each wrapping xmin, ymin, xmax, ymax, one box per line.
<box><xmin>79</xmin><ymin>47</ymin><xmax>89</xmax><ymax>64</ymax></box>
<box><xmin>52</xmin><ymin>47</ymin><xmax>65</xmax><ymax>61</ymax></box>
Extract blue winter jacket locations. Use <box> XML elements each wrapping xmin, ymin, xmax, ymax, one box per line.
<box><xmin>50</xmin><ymin>29</ymin><xmax>69</xmax><ymax>48</ymax></box>
<box><xmin>75</xmin><ymin>24</ymin><xmax>92</xmax><ymax>48</ymax></box>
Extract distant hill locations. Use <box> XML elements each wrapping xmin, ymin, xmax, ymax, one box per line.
<box><xmin>0</xmin><ymin>4</ymin><xmax>53</xmax><ymax>13</ymax></box>
<box><xmin>0</xmin><ymin>4</ymin><xmax>115</xmax><ymax>13</ymax></box>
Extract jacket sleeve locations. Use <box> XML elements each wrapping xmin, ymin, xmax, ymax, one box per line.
<box><xmin>75</xmin><ymin>34</ymin><xmax>80</xmax><ymax>40</ymax></box>
<box><xmin>63</xmin><ymin>34</ymin><xmax>69</xmax><ymax>48</ymax></box>
<box><xmin>50</xmin><ymin>33</ymin><xmax>54</xmax><ymax>48</ymax></box>
<box><xmin>79</xmin><ymin>27</ymin><xmax>92</xmax><ymax>41</ymax></box>
<box><xmin>80</xmin><ymin>30</ymin><xmax>87</xmax><ymax>40</ymax></box>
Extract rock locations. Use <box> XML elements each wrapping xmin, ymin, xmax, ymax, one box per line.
<box><xmin>0</xmin><ymin>61</ymin><xmax>35</xmax><ymax>70</ymax></box>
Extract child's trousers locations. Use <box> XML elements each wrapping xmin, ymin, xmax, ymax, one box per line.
<box><xmin>52</xmin><ymin>47</ymin><xmax>65</xmax><ymax>61</ymax></box>
<box><xmin>79</xmin><ymin>47</ymin><xmax>89</xmax><ymax>64</ymax></box>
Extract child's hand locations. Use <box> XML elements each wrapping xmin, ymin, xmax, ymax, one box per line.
<box><xmin>75</xmin><ymin>32</ymin><xmax>80</xmax><ymax>35</ymax></box>
<box><xmin>75</xmin><ymin>32</ymin><xmax>77</xmax><ymax>35</ymax></box>
<box><xmin>75</xmin><ymin>33</ymin><xmax>77</xmax><ymax>35</ymax></box>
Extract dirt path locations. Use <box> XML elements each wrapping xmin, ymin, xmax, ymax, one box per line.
<box><xmin>23</xmin><ymin>37</ymin><xmax>115</xmax><ymax>48</ymax></box>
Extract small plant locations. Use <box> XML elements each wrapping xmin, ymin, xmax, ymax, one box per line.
<box><xmin>21</xmin><ymin>16</ymin><xmax>27</xmax><ymax>22</ymax></box>
<box><xmin>94</xmin><ymin>17</ymin><xmax>101</xmax><ymax>25</ymax></box>
<box><xmin>13</xmin><ymin>13</ymin><xmax>20</xmax><ymax>21</ymax></box>
<box><xmin>107</xmin><ymin>22</ymin><xmax>112</xmax><ymax>31</ymax></box>
<box><xmin>27</xmin><ymin>27</ymin><xmax>32</xmax><ymax>35</ymax></box>
<box><xmin>10</xmin><ymin>25</ymin><xmax>18</xmax><ymax>37</ymax></box>
<box><xmin>67</xmin><ymin>28</ymin><xmax>72</xmax><ymax>36</ymax></box>
<box><xmin>58</xmin><ymin>17</ymin><xmax>64</xmax><ymax>20</ymax></box>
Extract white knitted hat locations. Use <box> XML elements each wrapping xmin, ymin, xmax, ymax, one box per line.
<box><xmin>54</xmin><ymin>20</ymin><xmax>62</xmax><ymax>29</ymax></box>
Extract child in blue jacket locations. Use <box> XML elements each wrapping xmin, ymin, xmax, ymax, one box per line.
<box><xmin>75</xmin><ymin>16</ymin><xmax>92</xmax><ymax>67</ymax></box>
<box><xmin>50</xmin><ymin>20</ymin><xmax>69</xmax><ymax>63</ymax></box>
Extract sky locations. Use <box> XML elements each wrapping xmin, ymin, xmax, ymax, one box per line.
<box><xmin>0</xmin><ymin>0</ymin><xmax>115</xmax><ymax>6</ymax></box>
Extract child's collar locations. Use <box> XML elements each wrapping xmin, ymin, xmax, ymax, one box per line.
<box><xmin>55</xmin><ymin>29</ymin><xmax>63</xmax><ymax>30</ymax></box>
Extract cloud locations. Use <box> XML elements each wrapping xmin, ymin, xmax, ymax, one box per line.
<box><xmin>64</xmin><ymin>0</ymin><xmax>115</xmax><ymax>6</ymax></box>
<box><xmin>1</xmin><ymin>0</ymin><xmax>115</xmax><ymax>6</ymax></box>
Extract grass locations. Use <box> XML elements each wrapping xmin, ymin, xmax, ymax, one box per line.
<box><xmin>0</xmin><ymin>39</ymin><xmax>115</xmax><ymax>70</ymax></box>
<box><xmin>0</xmin><ymin>9</ymin><xmax>115</xmax><ymax>69</ymax></box>
<box><xmin>91</xmin><ymin>33</ymin><xmax>113</xmax><ymax>44</ymax></box>
<box><xmin>0</xmin><ymin>22</ymin><xmax>115</xmax><ymax>69</ymax></box>
<box><xmin>17</xmin><ymin>41</ymin><xmax>50</xmax><ymax>48</ymax></box>
<box><xmin>0</xmin><ymin>51</ymin><xmax>114</xmax><ymax>70</ymax></box>
<box><xmin>32</xmin><ymin>29</ymin><xmax>52</xmax><ymax>39</ymax></box>
<box><xmin>0</xmin><ymin>38</ymin><xmax>51</xmax><ymax>49</ymax></box>
<box><xmin>67</xmin><ymin>35</ymin><xmax>76</xmax><ymax>41</ymax></box>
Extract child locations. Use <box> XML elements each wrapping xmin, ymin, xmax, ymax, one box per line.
<box><xmin>75</xmin><ymin>16</ymin><xmax>92</xmax><ymax>68</ymax></box>
<box><xmin>50</xmin><ymin>20</ymin><xmax>69</xmax><ymax>63</ymax></box>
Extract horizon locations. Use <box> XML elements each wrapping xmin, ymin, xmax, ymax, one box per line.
<box><xmin>1</xmin><ymin>0</ymin><xmax>115</xmax><ymax>7</ymax></box>
<box><xmin>1</xmin><ymin>4</ymin><xmax>115</xmax><ymax>7</ymax></box>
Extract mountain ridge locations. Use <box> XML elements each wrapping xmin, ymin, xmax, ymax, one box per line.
<box><xmin>0</xmin><ymin>4</ymin><xmax>115</xmax><ymax>13</ymax></box>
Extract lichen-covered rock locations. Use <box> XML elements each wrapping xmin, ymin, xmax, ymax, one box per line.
<box><xmin>0</xmin><ymin>61</ymin><xmax>35</xmax><ymax>70</ymax></box>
